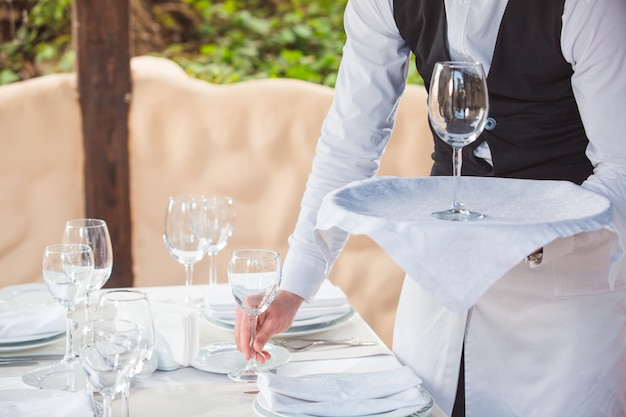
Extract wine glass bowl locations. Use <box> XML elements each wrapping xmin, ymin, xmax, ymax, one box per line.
<box><xmin>227</xmin><ymin>249</ymin><xmax>281</xmax><ymax>383</ymax></box>
<box><xmin>97</xmin><ymin>290</ymin><xmax>155</xmax><ymax>378</ymax></box>
<box><xmin>428</xmin><ymin>61</ymin><xmax>489</xmax><ymax>221</ymax></box>
<box><xmin>42</xmin><ymin>245</ymin><xmax>91</xmax><ymax>309</ymax></box>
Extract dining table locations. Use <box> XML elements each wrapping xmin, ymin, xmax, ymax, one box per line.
<box><xmin>0</xmin><ymin>283</ymin><xmax>445</xmax><ymax>417</ymax></box>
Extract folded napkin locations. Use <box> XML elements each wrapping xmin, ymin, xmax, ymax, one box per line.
<box><xmin>257</xmin><ymin>366</ymin><xmax>428</xmax><ymax>417</ymax></box>
<box><xmin>206</xmin><ymin>280</ymin><xmax>350</xmax><ymax>324</ymax></box>
<box><xmin>150</xmin><ymin>301</ymin><xmax>199</xmax><ymax>371</ymax></box>
<box><xmin>0</xmin><ymin>286</ymin><xmax>65</xmax><ymax>340</ymax></box>
<box><xmin>315</xmin><ymin>176</ymin><xmax>622</xmax><ymax>312</ymax></box>
<box><xmin>0</xmin><ymin>389</ymin><xmax>94</xmax><ymax>417</ymax></box>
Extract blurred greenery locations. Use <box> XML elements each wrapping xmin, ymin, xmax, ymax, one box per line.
<box><xmin>0</xmin><ymin>0</ymin><xmax>422</xmax><ymax>86</ymax></box>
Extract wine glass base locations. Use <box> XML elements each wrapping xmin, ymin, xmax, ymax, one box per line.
<box><xmin>228</xmin><ymin>369</ymin><xmax>263</xmax><ymax>383</ymax></box>
<box><xmin>432</xmin><ymin>208</ymin><xmax>485</xmax><ymax>221</ymax></box>
<box><xmin>22</xmin><ymin>360</ymin><xmax>88</xmax><ymax>391</ymax></box>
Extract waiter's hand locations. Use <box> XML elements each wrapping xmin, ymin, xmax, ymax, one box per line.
<box><xmin>234</xmin><ymin>290</ymin><xmax>304</xmax><ymax>363</ymax></box>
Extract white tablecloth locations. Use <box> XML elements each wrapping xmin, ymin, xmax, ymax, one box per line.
<box><xmin>0</xmin><ymin>285</ymin><xmax>445</xmax><ymax>417</ymax></box>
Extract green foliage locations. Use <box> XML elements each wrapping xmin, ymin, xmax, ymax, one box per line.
<box><xmin>0</xmin><ymin>0</ymin><xmax>74</xmax><ymax>83</ymax></box>
<box><xmin>0</xmin><ymin>0</ymin><xmax>422</xmax><ymax>87</ymax></box>
<box><xmin>160</xmin><ymin>0</ymin><xmax>348</xmax><ymax>86</ymax></box>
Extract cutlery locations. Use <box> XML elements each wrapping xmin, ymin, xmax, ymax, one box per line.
<box><xmin>0</xmin><ymin>354</ymin><xmax>64</xmax><ymax>363</ymax></box>
<box><xmin>277</xmin><ymin>338</ymin><xmax>377</xmax><ymax>352</ymax></box>
<box><xmin>0</xmin><ymin>360</ymin><xmax>38</xmax><ymax>367</ymax></box>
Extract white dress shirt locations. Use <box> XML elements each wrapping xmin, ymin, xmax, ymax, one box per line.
<box><xmin>280</xmin><ymin>0</ymin><xmax>626</xmax><ymax>302</ymax></box>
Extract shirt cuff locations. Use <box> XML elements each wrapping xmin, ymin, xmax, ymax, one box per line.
<box><xmin>279</xmin><ymin>250</ymin><xmax>328</xmax><ymax>302</ymax></box>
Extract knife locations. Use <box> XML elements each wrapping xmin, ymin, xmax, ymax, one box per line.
<box><xmin>0</xmin><ymin>360</ymin><xmax>38</xmax><ymax>367</ymax></box>
<box><xmin>0</xmin><ymin>354</ymin><xmax>64</xmax><ymax>362</ymax></box>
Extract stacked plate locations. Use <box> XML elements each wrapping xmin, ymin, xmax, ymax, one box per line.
<box><xmin>0</xmin><ymin>284</ymin><xmax>66</xmax><ymax>352</ymax></box>
<box><xmin>253</xmin><ymin>393</ymin><xmax>434</xmax><ymax>417</ymax></box>
<box><xmin>204</xmin><ymin>280</ymin><xmax>355</xmax><ymax>336</ymax></box>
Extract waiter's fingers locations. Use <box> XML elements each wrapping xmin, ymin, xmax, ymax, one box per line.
<box><xmin>234</xmin><ymin>306</ymin><xmax>253</xmax><ymax>360</ymax></box>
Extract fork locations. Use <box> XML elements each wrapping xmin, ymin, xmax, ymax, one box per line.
<box><xmin>0</xmin><ymin>354</ymin><xmax>63</xmax><ymax>367</ymax></box>
<box><xmin>277</xmin><ymin>338</ymin><xmax>377</xmax><ymax>352</ymax></box>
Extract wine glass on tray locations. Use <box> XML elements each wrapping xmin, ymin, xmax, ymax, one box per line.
<box><xmin>428</xmin><ymin>61</ymin><xmax>489</xmax><ymax>221</ymax></box>
<box><xmin>22</xmin><ymin>243</ymin><xmax>94</xmax><ymax>391</ymax></box>
<box><xmin>227</xmin><ymin>249</ymin><xmax>281</xmax><ymax>383</ymax></box>
<box><xmin>163</xmin><ymin>194</ymin><xmax>208</xmax><ymax>305</ymax></box>
<box><xmin>63</xmin><ymin>218</ymin><xmax>113</xmax><ymax>318</ymax></box>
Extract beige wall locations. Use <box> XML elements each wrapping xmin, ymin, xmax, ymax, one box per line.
<box><xmin>0</xmin><ymin>56</ymin><xmax>433</xmax><ymax>346</ymax></box>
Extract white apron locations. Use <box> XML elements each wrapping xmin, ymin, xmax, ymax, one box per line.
<box><xmin>393</xmin><ymin>230</ymin><xmax>626</xmax><ymax>417</ymax></box>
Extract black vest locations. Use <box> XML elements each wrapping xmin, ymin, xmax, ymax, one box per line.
<box><xmin>393</xmin><ymin>0</ymin><xmax>593</xmax><ymax>184</ymax></box>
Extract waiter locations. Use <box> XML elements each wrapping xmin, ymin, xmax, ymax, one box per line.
<box><xmin>234</xmin><ymin>1</ymin><xmax>626</xmax><ymax>415</ymax></box>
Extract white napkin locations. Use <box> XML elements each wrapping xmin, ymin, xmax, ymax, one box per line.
<box><xmin>257</xmin><ymin>366</ymin><xmax>428</xmax><ymax>416</ymax></box>
<box><xmin>0</xmin><ymin>389</ymin><xmax>94</xmax><ymax>417</ymax></box>
<box><xmin>150</xmin><ymin>301</ymin><xmax>199</xmax><ymax>370</ymax></box>
<box><xmin>315</xmin><ymin>176</ymin><xmax>622</xmax><ymax>312</ymax></box>
<box><xmin>206</xmin><ymin>280</ymin><xmax>350</xmax><ymax>324</ymax></box>
<box><xmin>0</xmin><ymin>289</ymin><xmax>65</xmax><ymax>340</ymax></box>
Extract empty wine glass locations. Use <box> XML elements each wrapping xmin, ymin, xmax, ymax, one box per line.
<box><xmin>163</xmin><ymin>194</ymin><xmax>208</xmax><ymax>305</ymax></box>
<box><xmin>202</xmin><ymin>195</ymin><xmax>235</xmax><ymax>287</ymax></box>
<box><xmin>22</xmin><ymin>243</ymin><xmax>94</xmax><ymax>391</ymax></box>
<box><xmin>200</xmin><ymin>195</ymin><xmax>235</xmax><ymax>310</ymax></box>
<box><xmin>96</xmin><ymin>289</ymin><xmax>155</xmax><ymax>417</ymax></box>
<box><xmin>428</xmin><ymin>61</ymin><xmax>489</xmax><ymax>221</ymax></box>
<box><xmin>77</xmin><ymin>319</ymin><xmax>141</xmax><ymax>417</ymax></box>
<box><xmin>63</xmin><ymin>219</ymin><xmax>113</xmax><ymax>318</ymax></box>
<box><xmin>227</xmin><ymin>249</ymin><xmax>281</xmax><ymax>383</ymax></box>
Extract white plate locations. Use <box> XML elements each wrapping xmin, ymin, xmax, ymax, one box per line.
<box><xmin>0</xmin><ymin>284</ymin><xmax>65</xmax><ymax>345</ymax></box>
<box><xmin>0</xmin><ymin>388</ymin><xmax>68</xmax><ymax>402</ymax></box>
<box><xmin>190</xmin><ymin>342</ymin><xmax>291</xmax><ymax>374</ymax></box>
<box><xmin>205</xmin><ymin>308</ymin><xmax>356</xmax><ymax>337</ymax></box>
<box><xmin>252</xmin><ymin>386</ymin><xmax>435</xmax><ymax>417</ymax></box>
<box><xmin>0</xmin><ymin>332</ymin><xmax>65</xmax><ymax>353</ymax></box>
<box><xmin>0</xmin><ymin>283</ymin><xmax>54</xmax><ymax>307</ymax></box>
<box><xmin>0</xmin><ymin>330</ymin><xmax>64</xmax><ymax>345</ymax></box>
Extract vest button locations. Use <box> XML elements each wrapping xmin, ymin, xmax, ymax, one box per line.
<box><xmin>485</xmin><ymin>117</ymin><xmax>497</xmax><ymax>131</ymax></box>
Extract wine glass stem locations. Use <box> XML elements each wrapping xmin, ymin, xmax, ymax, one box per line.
<box><xmin>246</xmin><ymin>314</ymin><xmax>259</xmax><ymax>371</ymax></box>
<box><xmin>184</xmin><ymin>263</ymin><xmax>194</xmax><ymax>305</ymax></box>
<box><xmin>101</xmin><ymin>394</ymin><xmax>114</xmax><ymax>417</ymax></box>
<box><xmin>63</xmin><ymin>307</ymin><xmax>75</xmax><ymax>362</ymax></box>
<box><xmin>208</xmin><ymin>252</ymin><xmax>217</xmax><ymax>287</ymax></box>
<box><xmin>122</xmin><ymin>382</ymin><xmax>131</xmax><ymax>417</ymax></box>
<box><xmin>451</xmin><ymin>147</ymin><xmax>464</xmax><ymax>211</ymax></box>
<box><xmin>84</xmin><ymin>291</ymin><xmax>92</xmax><ymax>321</ymax></box>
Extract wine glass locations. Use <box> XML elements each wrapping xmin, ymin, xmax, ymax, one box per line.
<box><xmin>63</xmin><ymin>218</ymin><xmax>113</xmax><ymax>318</ymax></box>
<box><xmin>227</xmin><ymin>249</ymin><xmax>281</xmax><ymax>383</ymax></box>
<box><xmin>22</xmin><ymin>243</ymin><xmax>94</xmax><ymax>391</ymax></box>
<box><xmin>200</xmin><ymin>195</ymin><xmax>235</xmax><ymax>306</ymax></box>
<box><xmin>77</xmin><ymin>319</ymin><xmax>141</xmax><ymax>417</ymax></box>
<box><xmin>96</xmin><ymin>289</ymin><xmax>155</xmax><ymax>417</ymax></box>
<box><xmin>163</xmin><ymin>194</ymin><xmax>208</xmax><ymax>305</ymax></box>
<box><xmin>428</xmin><ymin>61</ymin><xmax>489</xmax><ymax>221</ymax></box>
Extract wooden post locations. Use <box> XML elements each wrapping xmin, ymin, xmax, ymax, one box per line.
<box><xmin>72</xmin><ymin>0</ymin><xmax>134</xmax><ymax>288</ymax></box>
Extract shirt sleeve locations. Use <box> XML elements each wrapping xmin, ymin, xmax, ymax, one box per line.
<box><xmin>562</xmin><ymin>0</ymin><xmax>626</xmax><ymax>260</ymax></box>
<box><xmin>279</xmin><ymin>0</ymin><xmax>412</xmax><ymax>300</ymax></box>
